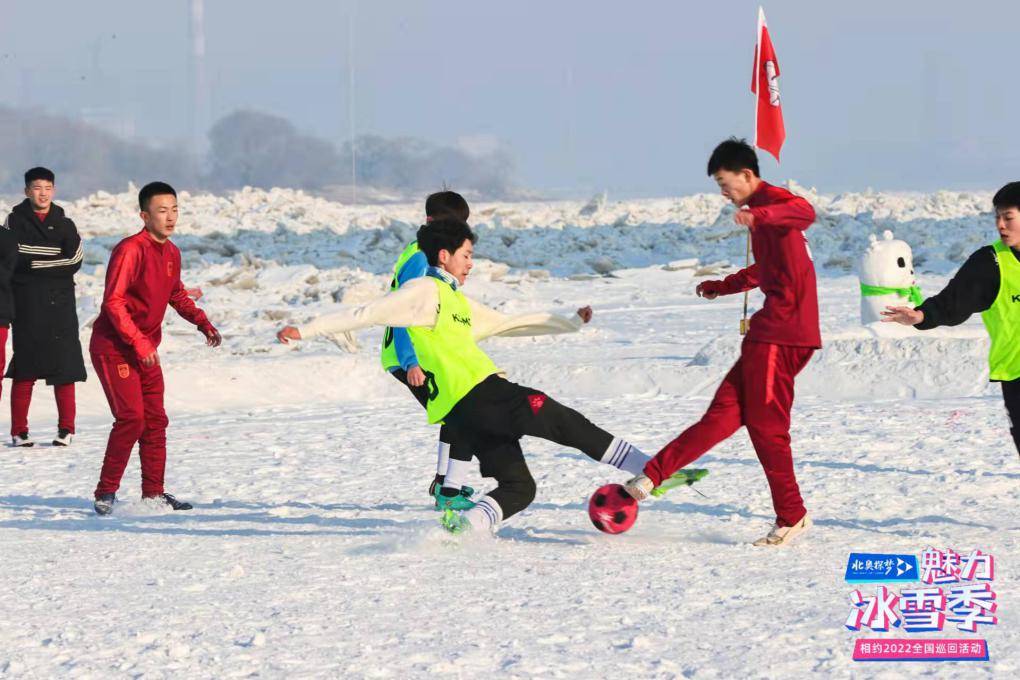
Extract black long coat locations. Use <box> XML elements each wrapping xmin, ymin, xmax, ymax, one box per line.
<box><xmin>3</xmin><ymin>200</ymin><xmax>87</xmax><ymax>384</ymax></box>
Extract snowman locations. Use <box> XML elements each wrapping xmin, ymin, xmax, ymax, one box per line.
<box><xmin>859</xmin><ymin>230</ymin><xmax>923</xmax><ymax>334</ymax></box>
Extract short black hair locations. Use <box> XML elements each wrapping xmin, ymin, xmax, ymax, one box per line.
<box><xmin>707</xmin><ymin>137</ymin><xmax>760</xmax><ymax>178</ymax></box>
<box><xmin>417</xmin><ymin>217</ymin><xmax>476</xmax><ymax>266</ymax></box>
<box><xmin>993</xmin><ymin>182</ymin><xmax>1020</xmax><ymax>212</ymax></box>
<box><xmin>139</xmin><ymin>181</ymin><xmax>177</xmax><ymax>211</ymax></box>
<box><xmin>24</xmin><ymin>167</ymin><xmax>55</xmax><ymax>186</ymax></box>
<box><xmin>425</xmin><ymin>190</ymin><xmax>470</xmax><ymax>222</ymax></box>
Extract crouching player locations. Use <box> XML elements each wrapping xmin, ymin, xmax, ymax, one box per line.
<box><xmin>277</xmin><ymin>218</ymin><xmax>694</xmax><ymax>533</ymax></box>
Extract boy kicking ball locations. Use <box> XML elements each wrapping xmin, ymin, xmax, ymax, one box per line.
<box><xmin>278</xmin><ymin>218</ymin><xmax>698</xmax><ymax>534</ymax></box>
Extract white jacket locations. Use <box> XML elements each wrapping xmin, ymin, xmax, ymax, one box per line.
<box><xmin>300</xmin><ymin>276</ymin><xmax>584</xmax><ymax>342</ymax></box>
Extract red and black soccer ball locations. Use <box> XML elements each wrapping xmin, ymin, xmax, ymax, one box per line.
<box><xmin>588</xmin><ymin>483</ymin><xmax>639</xmax><ymax>534</ymax></box>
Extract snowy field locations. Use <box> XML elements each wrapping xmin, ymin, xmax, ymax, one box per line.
<box><xmin>0</xmin><ymin>187</ymin><xmax>1017</xmax><ymax>678</ymax></box>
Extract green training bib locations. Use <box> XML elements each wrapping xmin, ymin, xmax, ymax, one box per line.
<box><xmin>380</xmin><ymin>240</ymin><xmax>421</xmax><ymax>371</ymax></box>
<box><xmin>408</xmin><ymin>278</ymin><xmax>500</xmax><ymax>423</ymax></box>
<box><xmin>981</xmin><ymin>239</ymin><xmax>1020</xmax><ymax>381</ymax></box>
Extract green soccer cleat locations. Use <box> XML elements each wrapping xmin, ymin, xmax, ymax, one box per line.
<box><xmin>433</xmin><ymin>486</ymin><xmax>476</xmax><ymax>511</ymax></box>
<box><xmin>650</xmin><ymin>468</ymin><xmax>709</xmax><ymax>497</ymax></box>
<box><xmin>440</xmin><ymin>508</ymin><xmax>472</xmax><ymax>534</ymax></box>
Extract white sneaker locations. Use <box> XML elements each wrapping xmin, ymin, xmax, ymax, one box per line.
<box><xmin>52</xmin><ymin>429</ymin><xmax>73</xmax><ymax>446</ymax></box>
<box><xmin>753</xmin><ymin>513</ymin><xmax>812</xmax><ymax>547</ymax></box>
<box><xmin>624</xmin><ymin>474</ymin><xmax>655</xmax><ymax>501</ymax></box>
<box><xmin>11</xmin><ymin>432</ymin><xmax>34</xmax><ymax>447</ymax></box>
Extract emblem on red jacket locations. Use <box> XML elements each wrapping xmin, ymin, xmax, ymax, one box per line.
<box><xmin>117</xmin><ymin>363</ymin><xmax>130</xmax><ymax>379</ymax></box>
<box><xmin>167</xmin><ymin>261</ymin><xmax>174</xmax><ymax>277</ymax></box>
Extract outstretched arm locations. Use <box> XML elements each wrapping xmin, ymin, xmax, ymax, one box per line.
<box><xmin>278</xmin><ymin>277</ymin><xmax>440</xmax><ymax>343</ymax></box>
<box><xmin>468</xmin><ymin>297</ymin><xmax>589</xmax><ymax>342</ymax></box>
<box><xmin>697</xmin><ymin>263</ymin><xmax>760</xmax><ymax>298</ymax></box>
<box><xmin>899</xmin><ymin>248</ymin><xmax>998</xmax><ymax>329</ymax></box>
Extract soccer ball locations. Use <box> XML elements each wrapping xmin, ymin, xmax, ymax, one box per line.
<box><xmin>588</xmin><ymin>483</ymin><xmax>638</xmax><ymax>534</ymax></box>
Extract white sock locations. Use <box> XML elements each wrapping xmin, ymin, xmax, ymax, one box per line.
<box><xmin>600</xmin><ymin>437</ymin><xmax>651</xmax><ymax>476</ymax></box>
<box><xmin>463</xmin><ymin>495</ymin><xmax>503</xmax><ymax>532</ymax></box>
<box><xmin>442</xmin><ymin>458</ymin><xmax>471</xmax><ymax>493</ymax></box>
<box><xmin>436</xmin><ymin>441</ymin><xmax>451</xmax><ymax>477</ymax></box>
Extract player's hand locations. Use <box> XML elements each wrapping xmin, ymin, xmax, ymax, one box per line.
<box><xmin>733</xmin><ymin>209</ymin><xmax>755</xmax><ymax>228</ymax></box>
<box><xmin>881</xmin><ymin>306</ymin><xmax>924</xmax><ymax>326</ymax></box>
<box><xmin>141</xmin><ymin>350</ymin><xmax>160</xmax><ymax>367</ymax></box>
<box><xmin>201</xmin><ymin>323</ymin><xmax>222</xmax><ymax>347</ymax></box>
<box><xmin>576</xmin><ymin>306</ymin><xmax>593</xmax><ymax>323</ymax></box>
<box><xmin>407</xmin><ymin>365</ymin><xmax>426</xmax><ymax>387</ymax></box>
<box><xmin>277</xmin><ymin>326</ymin><xmax>302</xmax><ymax>344</ymax></box>
<box><xmin>696</xmin><ymin>281</ymin><xmax>721</xmax><ymax>300</ymax></box>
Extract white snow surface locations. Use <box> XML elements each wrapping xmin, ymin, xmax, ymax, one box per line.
<box><xmin>0</xmin><ymin>187</ymin><xmax>1017</xmax><ymax>678</ymax></box>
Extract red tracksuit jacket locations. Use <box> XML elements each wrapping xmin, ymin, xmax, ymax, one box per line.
<box><xmin>715</xmin><ymin>182</ymin><xmax>821</xmax><ymax>348</ymax></box>
<box><xmin>90</xmin><ymin>230</ymin><xmax>209</xmax><ymax>359</ymax></box>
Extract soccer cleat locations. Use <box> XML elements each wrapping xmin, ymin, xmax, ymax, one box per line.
<box><xmin>94</xmin><ymin>493</ymin><xmax>116</xmax><ymax>516</ymax></box>
<box><xmin>623</xmin><ymin>474</ymin><xmax>655</xmax><ymax>501</ymax></box>
<box><xmin>440</xmin><ymin>508</ymin><xmax>471</xmax><ymax>534</ymax></box>
<box><xmin>753</xmin><ymin>513</ymin><xmax>812</xmax><ymax>547</ymax></box>
<box><xmin>11</xmin><ymin>432</ymin><xmax>34</xmax><ymax>447</ymax></box>
<box><xmin>433</xmin><ymin>486</ymin><xmax>476</xmax><ymax>511</ymax></box>
<box><xmin>650</xmin><ymin>468</ymin><xmax>709</xmax><ymax>497</ymax></box>
<box><xmin>142</xmin><ymin>493</ymin><xmax>194</xmax><ymax>511</ymax></box>
<box><xmin>52</xmin><ymin>429</ymin><xmax>73</xmax><ymax>446</ymax></box>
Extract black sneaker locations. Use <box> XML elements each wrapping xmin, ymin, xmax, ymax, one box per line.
<box><xmin>94</xmin><ymin>493</ymin><xmax>116</xmax><ymax>516</ymax></box>
<box><xmin>143</xmin><ymin>492</ymin><xmax>193</xmax><ymax>511</ymax></box>
<box><xmin>53</xmin><ymin>429</ymin><xmax>73</xmax><ymax>446</ymax></box>
<box><xmin>11</xmin><ymin>432</ymin><xmax>34</xmax><ymax>447</ymax></box>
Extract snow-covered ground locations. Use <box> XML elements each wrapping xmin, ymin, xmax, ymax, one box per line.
<box><xmin>0</xmin><ymin>188</ymin><xmax>1017</xmax><ymax>678</ymax></box>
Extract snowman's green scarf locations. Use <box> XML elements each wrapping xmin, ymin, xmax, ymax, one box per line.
<box><xmin>860</xmin><ymin>283</ymin><xmax>924</xmax><ymax>307</ymax></box>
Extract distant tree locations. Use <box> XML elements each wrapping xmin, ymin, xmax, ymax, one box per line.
<box><xmin>339</xmin><ymin>134</ymin><xmax>517</xmax><ymax>198</ymax></box>
<box><xmin>206</xmin><ymin>110</ymin><xmax>342</xmax><ymax>190</ymax></box>
<box><xmin>0</xmin><ymin>106</ymin><xmax>195</xmax><ymax>197</ymax></box>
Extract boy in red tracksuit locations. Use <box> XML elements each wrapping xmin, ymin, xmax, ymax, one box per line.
<box><xmin>90</xmin><ymin>182</ymin><xmax>221</xmax><ymax>516</ymax></box>
<box><xmin>626</xmin><ymin>138</ymin><xmax>820</xmax><ymax>547</ymax></box>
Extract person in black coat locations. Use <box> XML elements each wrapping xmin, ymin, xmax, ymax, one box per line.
<box><xmin>4</xmin><ymin>167</ymin><xmax>86</xmax><ymax>447</ymax></box>
<box><xmin>0</xmin><ymin>226</ymin><xmax>19</xmax><ymax>400</ymax></box>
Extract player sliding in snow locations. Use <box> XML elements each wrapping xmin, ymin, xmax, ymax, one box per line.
<box><xmin>625</xmin><ymin>138</ymin><xmax>820</xmax><ymax>547</ymax></box>
<box><xmin>883</xmin><ymin>181</ymin><xmax>1020</xmax><ymax>458</ymax></box>
<box><xmin>379</xmin><ymin>190</ymin><xmax>477</xmax><ymax>511</ymax></box>
<box><xmin>277</xmin><ymin>218</ymin><xmax>697</xmax><ymax>534</ymax></box>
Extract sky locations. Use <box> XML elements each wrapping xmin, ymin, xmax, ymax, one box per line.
<box><xmin>1</xmin><ymin>0</ymin><xmax>1019</xmax><ymax>198</ymax></box>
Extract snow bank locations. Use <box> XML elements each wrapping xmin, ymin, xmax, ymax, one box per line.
<box><xmin>1</xmin><ymin>184</ymin><xmax>997</xmax><ymax>278</ymax></box>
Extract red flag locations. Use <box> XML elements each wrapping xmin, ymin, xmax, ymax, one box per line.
<box><xmin>751</xmin><ymin>7</ymin><xmax>785</xmax><ymax>161</ymax></box>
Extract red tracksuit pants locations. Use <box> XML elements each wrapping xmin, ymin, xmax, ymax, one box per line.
<box><xmin>10</xmin><ymin>380</ymin><xmax>76</xmax><ymax>436</ymax></box>
<box><xmin>645</xmin><ymin>339</ymin><xmax>814</xmax><ymax>527</ymax></box>
<box><xmin>92</xmin><ymin>354</ymin><xmax>169</xmax><ymax>498</ymax></box>
<box><xmin>0</xmin><ymin>325</ymin><xmax>6</xmax><ymax>398</ymax></box>
<box><xmin>1</xmin><ymin>326</ymin><xmax>76</xmax><ymax>436</ymax></box>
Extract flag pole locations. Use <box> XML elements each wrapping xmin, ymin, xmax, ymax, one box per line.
<box><xmin>740</xmin><ymin>234</ymin><xmax>751</xmax><ymax>335</ymax></box>
<box><xmin>742</xmin><ymin>7</ymin><xmax>765</xmax><ymax>337</ymax></box>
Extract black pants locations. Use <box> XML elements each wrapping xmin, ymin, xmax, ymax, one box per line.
<box><xmin>390</xmin><ymin>369</ymin><xmax>471</xmax><ymax>463</ymax></box>
<box><xmin>1002</xmin><ymin>379</ymin><xmax>1020</xmax><ymax>456</ymax></box>
<box><xmin>443</xmin><ymin>375</ymin><xmax>614</xmax><ymax>520</ymax></box>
